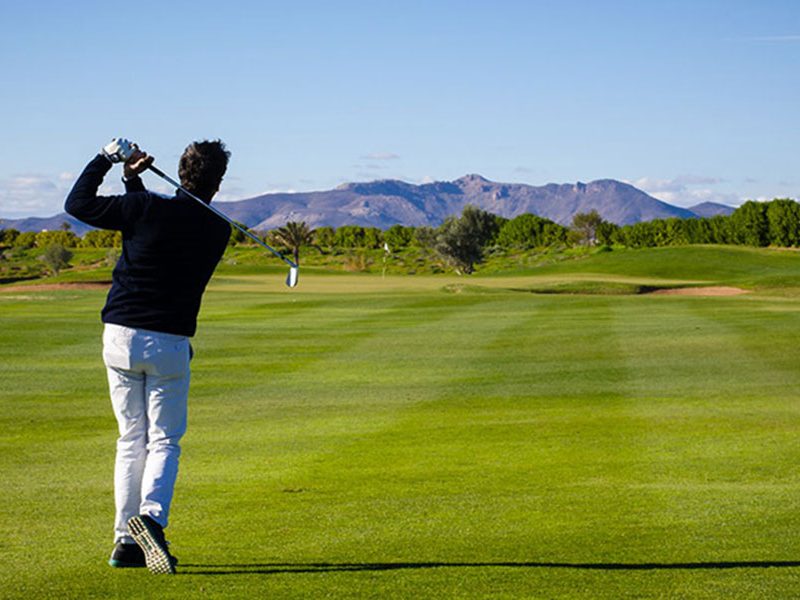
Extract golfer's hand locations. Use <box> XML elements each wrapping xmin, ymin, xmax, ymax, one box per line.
<box><xmin>123</xmin><ymin>145</ymin><xmax>154</xmax><ymax>179</ymax></box>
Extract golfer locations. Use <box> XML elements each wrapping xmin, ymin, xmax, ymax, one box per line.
<box><xmin>65</xmin><ymin>139</ymin><xmax>231</xmax><ymax>574</ymax></box>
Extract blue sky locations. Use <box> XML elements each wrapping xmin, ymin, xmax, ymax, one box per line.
<box><xmin>0</xmin><ymin>0</ymin><xmax>798</xmax><ymax>218</ymax></box>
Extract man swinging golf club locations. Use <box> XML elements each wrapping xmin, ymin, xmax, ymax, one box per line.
<box><xmin>65</xmin><ymin>138</ymin><xmax>232</xmax><ymax>574</ymax></box>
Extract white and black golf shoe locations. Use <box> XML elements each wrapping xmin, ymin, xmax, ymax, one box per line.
<box><xmin>127</xmin><ymin>514</ymin><xmax>178</xmax><ymax>575</ymax></box>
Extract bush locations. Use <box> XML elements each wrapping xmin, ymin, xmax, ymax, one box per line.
<box><xmin>314</xmin><ymin>226</ymin><xmax>335</xmax><ymax>248</ymax></box>
<box><xmin>105</xmin><ymin>248</ymin><xmax>120</xmax><ymax>266</ymax></box>
<box><xmin>81</xmin><ymin>229</ymin><xmax>122</xmax><ymax>248</ymax></box>
<box><xmin>13</xmin><ymin>232</ymin><xmax>37</xmax><ymax>249</ymax></box>
<box><xmin>0</xmin><ymin>228</ymin><xmax>20</xmax><ymax>247</ymax></box>
<box><xmin>36</xmin><ymin>230</ymin><xmax>79</xmax><ymax>248</ymax></box>
<box><xmin>412</xmin><ymin>226</ymin><xmax>437</xmax><ymax>249</ymax></box>
<box><xmin>497</xmin><ymin>214</ymin><xmax>568</xmax><ymax>248</ymax></box>
<box><xmin>39</xmin><ymin>243</ymin><xmax>73</xmax><ymax>276</ymax></box>
<box><xmin>334</xmin><ymin>226</ymin><xmax>384</xmax><ymax>249</ymax></box>
<box><xmin>384</xmin><ymin>225</ymin><xmax>415</xmax><ymax>249</ymax></box>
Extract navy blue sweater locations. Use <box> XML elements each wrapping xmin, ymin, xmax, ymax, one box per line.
<box><xmin>65</xmin><ymin>155</ymin><xmax>231</xmax><ymax>337</ymax></box>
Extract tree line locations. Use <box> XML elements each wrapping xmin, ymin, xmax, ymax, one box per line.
<box><xmin>0</xmin><ymin>227</ymin><xmax>122</xmax><ymax>250</ymax></box>
<box><xmin>1</xmin><ymin>197</ymin><xmax>798</xmax><ymax>276</ymax></box>
<box><xmin>250</xmin><ymin>199</ymin><xmax>800</xmax><ymax>274</ymax></box>
<box><xmin>605</xmin><ymin>199</ymin><xmax>800</xmax><ymax>248</ymax></box>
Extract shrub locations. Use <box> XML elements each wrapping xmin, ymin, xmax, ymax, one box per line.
<box><xmin>13</xmin><ymin>232</ymin><xmax>37</xmax><ymax>249</ymax></box>
<box><xmin>39</xmin><ymin>243</ymin><xmax>73</xmax><ymax>276</ymax></box>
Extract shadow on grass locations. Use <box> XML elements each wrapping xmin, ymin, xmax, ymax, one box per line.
<box><xmin>179</xmin><ymin>560</ymin><xmax>800</xmax><ymax>576</ymax></box>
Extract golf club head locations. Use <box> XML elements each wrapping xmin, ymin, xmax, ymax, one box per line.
<box><xmin>286</xmin><ymin>266</ymin><xmax>299</xmax><ymax>288</ymax></box>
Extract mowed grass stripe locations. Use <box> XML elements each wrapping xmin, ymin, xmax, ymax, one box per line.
<box><xmin>194</xmin><ymin>289</ymin><xmax>491</xmax><ymax>392</ymax></box>
<box><xmin>233</xmin><ymin>295</ymin><xmax>653</xmax><ymax>564</ymax></box>
<box><xmin>177</xmin><ymin>292</ymin><xmax>507</xmax><ymax>498</ymax></box>
<box><xmin>611</xmin><ymin>296</ymin><xmax>800</xmax><ymax>401</ymax></box>
<box><xmin>607</xmin><ymin>296</ymin><xmax>800</xmax><ymax>562</ymax></box>
<box><xmin>177</xmin><ymin>292</ymin><xmax>535</xmax><ymax>563</ymax></box>
<box><xmin>183</xmin><ymin>292</ymin><xmax>513</xmax><ymax>474</ymax></box>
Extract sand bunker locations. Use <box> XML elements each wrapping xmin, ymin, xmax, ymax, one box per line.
<box><xmin>649</xmin><ymin>286</ymin><xmax>748</xmax><ymax>297</ymax></box>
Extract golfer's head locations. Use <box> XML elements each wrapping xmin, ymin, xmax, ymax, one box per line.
<box><xmin>179</xmin><ymin>140</ymin><xmax>230</xmax><ymax>202</ymax></box>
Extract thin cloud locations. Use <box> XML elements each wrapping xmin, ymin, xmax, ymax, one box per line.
<box><xmin>213</xmin><ymin>183</ymin><xmax>247</xmax><ymax>202</ymax></box>
<box><xmin>628</xmin><ymin>175</ymin><xmax>740</xmax><ymax>208</ymax></box>
<box><xmin>0</xmin><ymin>174</ymin><xmax>68</xmax><ymax>218</ymax></box>
<box><xmin>360</xmin><ymin>152</ymin><xmax>400</xmax><ymax>161</ymax></box>
<box><xmin>513</xmin><ymin>166</ymin><xmax>536</xmax><ymax>176</ymax></box>
<box><xmin>257</xmin><ymin>188</ymin><xmax>297</xmax><ymax>195</ymax></box>
<box><xmin>673</xmin><ymin>175</ymin><xmax>724</xmax><ymax>186</ymax></box>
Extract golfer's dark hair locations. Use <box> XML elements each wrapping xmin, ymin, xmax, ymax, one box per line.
<box><xmin>179</xmin><ymin>140</ymin><xmax>230</xmax><ymax>201</ymax></box>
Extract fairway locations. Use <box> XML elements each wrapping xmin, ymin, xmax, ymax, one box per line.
<box><xmin>2</xmin><ymin>247</ymin><xmax>800</xmax><ymax>598</ymax></box>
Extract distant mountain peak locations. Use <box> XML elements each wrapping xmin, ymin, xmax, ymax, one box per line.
<box><xmin>455</xmin><ymin>174</ymin><xmax>491</xmax><ymax>184</ymax></box>
<box><xmin>337</xmin><ymin>179</ymin><xmax>414</xmax><ymax>196</ymax></box>
<box><xmin>687</xmin><ymin>201</ymin><xmax>736</xmax><ymax>218</ymax></box>
<box><xmin>587</xmin><ymin>179</ymin><xmax>632</xmax><ymax>189</ymax></box>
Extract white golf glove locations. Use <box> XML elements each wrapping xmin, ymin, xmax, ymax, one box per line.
<box><xmin>101</xmin><ymin>138</ymin><xmax>136</xmax><ymax>164</ymax></box>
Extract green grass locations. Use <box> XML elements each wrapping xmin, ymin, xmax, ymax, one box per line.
<box><xmin>2</xmin><ymin>246</ymin><xmax>800</xmax><ymax>598</ymax></box>
<box><xmin>503</xmin><ymin>245</ymin><xmax>800</xmax><ymax>289</ymax></box>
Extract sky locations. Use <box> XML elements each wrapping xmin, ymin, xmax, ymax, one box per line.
<box><xmin>0</xmin><ymin>0</ymin><xmax>798</xmax><ymax>219</ymax></box>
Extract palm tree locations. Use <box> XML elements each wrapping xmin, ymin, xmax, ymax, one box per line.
<box><xmin>268</xmin><ymin>221</ymin><xmax>316</xmax><ymax>265</ymax></box>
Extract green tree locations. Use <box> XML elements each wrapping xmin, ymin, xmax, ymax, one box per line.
<box><xmin>766</xmin><ymin>199</ymin><xmax>800</xmax><ymax>247</ymax></box>
<box><xmin>334</xmin><ymin>225</ymin><xmax>365</xmax><ymax>248</ymax></box>
<box><xmin>412</xmin><ymin>226</ymin><xmax>437</xmax><ymax>249</ymax></box>
<box><xmin>570</xmin><ymin>210</ymin><xmax>605</xmax><ymax>246</ymax></box>
<box><xmin>596</xmin><ymin>220</ymin><xmax>619</xmax><ymax>246</ymax></box>
<box><xmin>228</xmin><ymin>221</ymin><xmax>249</xmax><ymax>246</ymax></box>
<box><xmin>13</xmin><ymin>231</ymin><xmax>37</xmax><ymax>249</ymax></box>
<box><xmin>730</xmin><ymin>201</ymin><xmax>769</xmax><ymax>246</ymax></box>
<box><xmin>614</xmin><ymin>221</ymin><xmax>657</xmax><ymax>248</ymax></box>
<box><xmin>362</xmin><ymin>227</ymin><xmax>384</xmax><ymax>249</ymax></box>
<box><xmin>268</xmin><ymin>221</ymin><xmax>316</xmax><ymax>265</ymax></box>
<box><xmin>683</xmin><ymin>217</ymin><xmax>710</xmax><ymax>244</ymax></box>
<box><xmin>383</xmin><ymin>225</ymin><xmax>415</xmax><ymax>249</ymax></box>
<box><xmin>704</xmin><ymin>215</ymin><xmax>732</xmax><ymax>244</ymax></box>
<box><xmin>81</xmin><ymin>229</ymin><xmax>121</xmax><ymax>248</ymax></box>
<box><xmin>36</xmin><ymin>230</ymin><xmax>79</xmax><ymax>248</ymax></box>
<box><xmin>435</xmin><ymin>205</ymin><xmax>499</xmax><ymax>274</ymax></box>
<box><xmin>655</xmin><ymin>218</ymin><xmax>689</xmax><ymax>246</ymax></box>
<box><xmin>314</xmin><ymin>226</ymin><xmax>335</xmax><ymax>248</ymax></box>
<box><xmin>39</xmin><ymin>243</ymin><xmax>73</xmax><ymax>276</ymax></box>
<box><xmin>496</xmin><ymin>213</ymin><xmax>567</xmax><ymax>248</ymax></box>
<box><xmin>490</xmin><ymin>215</ymin><xmax>509</xmax><ymax>244</ymax></box>
<box><xmin>0</xmin><ymin>228</ymin><xmax>20</xmax><ymax>247</ymax></box>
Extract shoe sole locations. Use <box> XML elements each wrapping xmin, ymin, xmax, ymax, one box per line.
<box><xmin>127</xmin><ymin>516</ymin><xmax>176</xmax><ymax>575</ymax></box>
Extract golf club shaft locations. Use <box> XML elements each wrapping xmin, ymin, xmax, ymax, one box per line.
<box><xmin>147</xmin><ymin>165</ymin><xmax>298</xmax><ymax>269</ymax></box>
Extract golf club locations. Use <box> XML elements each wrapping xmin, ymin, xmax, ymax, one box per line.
<box><xmin>147</xmin><ymin>164</ymin><xmax>299</xmax><ymax>288</ymax></box>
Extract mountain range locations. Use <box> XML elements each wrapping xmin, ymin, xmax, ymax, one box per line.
<box><xmin>1</xmin><ymin>175</ymin><xmax>735</xmax><ymax>235</ymax></box>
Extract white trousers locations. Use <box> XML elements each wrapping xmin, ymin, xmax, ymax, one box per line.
<box><xmin>102</xmin><ymin>323</ymin><xmax>191</xmax><ymax>544</ymax></box>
